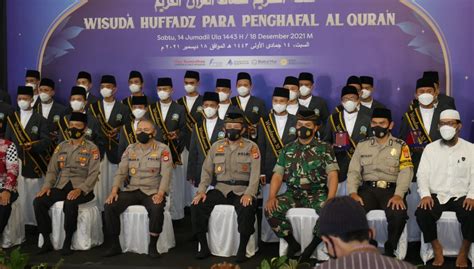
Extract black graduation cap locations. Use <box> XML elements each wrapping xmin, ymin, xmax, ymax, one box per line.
<box><xmin>283</xmin><ymin>76</ymin><xmax>298</xmax><ymax>86</ymax></box>
<box><xmin>203</xmin><ymin>92</ymin><xmax>219</xmax><ymax>103</ymax></box>
<box><xmin>131</xmin><ymin>96</ymin><xmax>148</xmax><ymax>106</ymax></box>
<box><xmin>360</xmin><ymin>76</ymin><xmax>374</xmax><ymax>86</ymax></box>
<box><xmin>17</xmin><ymin>86</ymin><xmax>34</xmax><ymax>96</ymax></box>
<box><xmin>40</xmin><ymin>78</ymin><xmax>55</xmax><ymax>89</ymax></box>
<box><xmin>101</xmin><ymin>75</ymin><xmax>116</xmax><ymax>85</ymax></box>
<box><xmin>273</xmin><ymin>87</ymin><xmax>289</xmax><ymax>99</ymax></box>
<box><xmin>224</xmin><ymin>111</ymin><xmax>245</xmax><ymax>123</ymax></box>
<box><xmin>236</xmin><ymin>72</ymin><xmax>251</xmax><ymax>82</ymax></box>
<box><xmin>297</xmin><ymin>108</ymin><xmax>320</xmax><ymax>124</ymax></box>
<box><xmin>77</xmin><ymin>71</ymin><xmax>91</xmax><ymax>82</ymax></box>
<box><xmin>416</xmin><ymin>77</ymin><xmax>435</xmax><ymax>90</ymax></box>
<box><xmin>184</xmin><ymin>70</ymin><xmax>200</xmax><ymax>81</ymax></box>
<box><xmin>341</xmin><ymin>85</ymin><xmax>359</xmax><ymax>97</ymax></box>
<box><xmin>298</xmin><ymin>72</ymin><xmax>314</xmax><ymax>83</ymax></box>
<box><xmin>69</xmin><ymin>112</ymin><xmax>88</xmax><ymax>124</ymax></box>
<box><xmin>346</xmin><ymin>75</ymin><xmax>361</xmax><ymax>86</ymax></box>
<box><xmin>70</xmin><ymin>86</ymin><xmax>87</xmax><ymax>98</ymax></box>
<box><xmin>372</xmin><ymin>107</ymin><xmax>392</xmax><ymax>122</ymax></box>
<box><xmin>129</xmin><ymin>70</ymin><xmax>143</xmax><ymax>82</ymax></box>
<box><xmin>157</xmin><ymin>77</ymin><xmax>173</xmax><ymax>87</ymax></box>
<box><xmin>423</xmin><ymin>71</ymin><xmax>439</xmax><ymax>84</ymax></box>
<box><xmin>25</xmin><ymin>70</ymin><xmax>40</xmax><ymax>79</ymax></box>
<box><xmin>216</xmin><ymin>78</ymin><xmax>231</xmax><ymax>88</ymax></box>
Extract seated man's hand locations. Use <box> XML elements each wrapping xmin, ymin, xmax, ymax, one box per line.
<box><xmin>0</xmin><ymin>191</ymin><xmax>11</xmax><ymax>206</ymax></box>
<box><xmin>105</xmin><ymin>191</ymin><xmax>119</xmax><ymax>204</ymax></box>
<box><xmin>152</xmin><ymin>192</ymin><xmax>165</xmax><ymax>204</ymax></box>
<box><xmin>259</xmin><ymin>175</ymin><xmax>266</xmax><ymax>185</ymax></box>
<box><xmin>387</xmin><ymin>195</ymin><xmax>406</xmax><ymax>210</ymax></box>
<box><xmin>350</xmin><ymin>193</ymin><xmax>364</xmax><ymax>206</ymax></box>
<box><xmin>67</xmin><ymin>188</ymin><xmax>82</xmax><ymax>200</ymax></box>
<box><xmin>418</xmin><ymin>196</ymin><xmax>434</xmax><ymax>210</ymax></box>
<box><xmin>36</xmin><ymin>187</ymin><xmax>51</xmax><ymax>198</ymax></box>
<box><xmin>463</xmin><ymin>198</ymin><xmax>474</xmax><ymax>211</ymax></box>
<box><xmin>192</xmin><ymin>192</ymin><xmax>206</xmax><ymax>205</ymax></box>
<box><xmin>265</xmin><ymin>197</ymin><xmax>279</xmax><ymax>214</ymax></box>
<box><xmin>240</xmin><ymin>194</ymin><xmax>253</xmax><ymax>207</ymax></box>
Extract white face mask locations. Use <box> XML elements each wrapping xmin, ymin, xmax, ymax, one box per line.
<box><xmin>18</xmin><ymin>100</ymin><xmax>31</xmax><ymax>111</ymax></box>
<box><xmin>77</xmin><ymin>84</ymin><xmax>89</xmax><ymax>91</ymax></box>
<box><xmin>361</xmin><ymin>89</ymin><xmax>371</xmax><ymax>99</ymax></box>
<box><xmin>299</xmin><ymin>85</ymin><xmax>311</xmax><ymax>97</ymax></box>
<box><xmin>203</xmin><ymin>107</ymin><xmax>217</xmax><ymax>118</ymax></box>
<box><xmin>273</xmin><ymin>103</ymin><xmax>287</xmax><ymax>114</ymax></box>
<box><xmin>237</xmin><ymin>86</ymin><xmax>250</xmax><ymax>97</ymax></box>
<box><xmin>129</xmin><ymin>84</ymin><xmax>141</xmax><ymax>93</ymax></box>
<box><xmin>418</xmin><ymin>93</ymin><xmax>434</xmax><ymax>106</ymax></box>
<box><xmin>132</xmin><ymin>108</ymin><xmax>147</xmax><ymax>119</ymax></box>
<box><xmin>100</xmin><ymin>88</ymin><xmax>113</xmax><ymax>98</ymax></box>
<box><xmin>440</xmin><ymin>125</ymin><xmax>456</xmax><ymax>141</ymax></box>
<box><xmin>289</xmin><ymin>90</ymin><xmax>299</xmax><ymax>101</ymax></box>
<box><xmin>70</xmin><ymin>100</ymin><xmax>85</xmax><ymax>112</ymax></box>
<box><xmin>218</xmin><ymin>92</ymin><xmax>229</xmax><ymax>102</ymax></box>
<box><xmin>158</xmin><ymin>90</ymin><xmax>170</xmax><ymax>100</ymax></box>
<box><xmin>39</xmin><ymin>92</ymin><xmax>51</xmax><ymax>102</ymax></box>
<box><xmin>25</xmin><ymin>83</ymin><xmax>36</xmax><ymax>90</ymax></box>
<box><xmin>342</xmin><ymin>100</ymin><xmax>358</xmax><ymax>113</ymax></box>
<box><xmin>184</xmin><ymin>84</ymin><xmax>196</xmax><ymax>93</ymax></box>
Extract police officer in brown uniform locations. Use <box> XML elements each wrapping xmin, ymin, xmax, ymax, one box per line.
<box><xmin>191</xmin><ymin>111</ymin><xmax>260</xmax><ymax>263</ymax></box>
<box><xmin>347</xmin><ymin>108</ymin><xmax>414</xmax><ymax>256</ymax></box>
<box><xmin>34</xmin><ymin>112</ymin><xmax>100</xmax><ymax>255</ymax></box>
<box><xmin>104</xmin><ymin>118</ymin><xmax>173</xmax><ymax>258</ymax></box>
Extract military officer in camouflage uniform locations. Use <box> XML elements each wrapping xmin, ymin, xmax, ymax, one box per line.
<box><xmin>265</xmin><ymin>109</ymin><xmax>339</xmax><ymax>262</ymax></box>
<box><xmin>191</xmin><ymin>111</ymin><xmax>260</xmax><ymax>263</ymax></box>
<box><xmin>347</xmin><ymin>108</ymin><xmax>414</xmax><ymax>256</ymax></box>
<box><xmin>34</xmin><ymin>112</ymin><xmax>100</xmax><ymax>255</ymax></box>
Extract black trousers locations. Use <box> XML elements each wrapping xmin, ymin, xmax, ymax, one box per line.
<box><xmin>104</xmin><ymin>190</ymin><xmax>166</xmax><ymax>236</ymax></box>
<box><xmin>359</xmin><ymin>185</ymin><xmax>407</xmax><ymax>250</ymax></box>
<box><xmin>191</xmin><ymin>189</ymin><xmax>257</xmax><ymax>236</ymax></box>
<box><xmin>0</xmin><ymin>190</ymin><xmax>19</xmax><ymax>234</ymax></box>
<box><xmin>33</xmin><ymin>182</ymin><xmax>94</xmax><ymax>235</ymax></box>
<box><xmin>416</xmin><ymin>195</ymin><xmax>474</xmax><ymax>243</ymax></box>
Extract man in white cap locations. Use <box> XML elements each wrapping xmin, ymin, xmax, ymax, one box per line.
<box><xmin>415</xmin><ymin>109</ymin><xmax>474</xmax><ymax>268</ymax></box>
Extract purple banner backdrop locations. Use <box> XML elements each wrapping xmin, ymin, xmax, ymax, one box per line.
<box><xmin>7</xmin><ymin>0</ymin><xmax>474</xmax><ymax>139</ymax></box>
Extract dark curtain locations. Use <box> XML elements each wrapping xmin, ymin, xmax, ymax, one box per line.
<box><xmin>0</xmin><ymin>0</ymin><xmax>6</xmax><ymax>92</ymax></box>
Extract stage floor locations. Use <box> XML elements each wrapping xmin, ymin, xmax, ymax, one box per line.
<box><xmin>5</xmin><ymin>209</ymin><xmax>469</xmax><ymax>269</ymax></box>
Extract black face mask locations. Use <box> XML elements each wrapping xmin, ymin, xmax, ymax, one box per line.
<box><xmin>68</xmin><ymin>127</ymin><xmax>85</xmax><ymax>139</ymax></box>
<box><xmin>137</xmin><ymin>132</ymin><xmax>153</xmax><ymax>144</ymax></box>
<box><xmin>225</xmin><ymin>128</ymin><xmax>242</xmax><ymax>141</ymax></box>
<box><xmin>372</xmin><ymin>126</ymin><xmax>390</xmax><ymax>138</ymax></box>
<box><xmin>297</xmin><ymin>126</ymin><xmax>314</xmax><ymax>139</ymax></box>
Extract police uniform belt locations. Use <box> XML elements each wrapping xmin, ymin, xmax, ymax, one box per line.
<box><xmin>364</xmin><ymin>180</ymin><xmax>395</xmax><ymax>189</ymax></box>
<box><xmin>218</xmin><ymin>180</ymin><xmax>248</xmax><ymax>186</ymax></box>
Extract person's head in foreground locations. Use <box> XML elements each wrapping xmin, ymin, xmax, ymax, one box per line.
<box><xmin>318</xmin><ymin>196</ymin><xmax>416</xmax><ymax>268</ymax></box>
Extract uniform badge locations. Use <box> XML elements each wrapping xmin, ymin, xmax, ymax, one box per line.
<box><xmin>252</xmin><ymin>106</ymin><xmax>259</xmax><ymax>113</ymax></box>
<box><xmin>130</xmin><ymin>167</ymin><xmax>137</xmax><ymax>175</ymax></box>
<box><xmin>150</xmin><ymin>152</ymin><xmax>158</xmax><ymax>158</ymax></box>
<box><xmin>79</xmin><ymin>156</ymin><xmax>87</xmax><ymax>166</ymax></box>
<box><xmin>81</xmin><ymin>148</ymin><xmax>88</xmax><ymax>154</ymax></box>
<box><xmin>86</xmin><ymin>128</ymin><xmax>92</xmax><ymax>136</ymax></box>
<box><xmin>197</xmin><ymin>106</ymin><xmax>203</xmax><ymax>112</ymax></box>
<box><xmin>289</xmin><ymin>127</ymin><xmax>296</xmax><ymax>135</ymax></box>
<box><xmin>218</xmin><ymin>131</ymin><xmax>225</xmax><ymax>139</ymax></box>
<box><xmin>92</xmin><ymin>149</ymin><xmax>99</xmax><ymax>160</ymax></box>
<box><xmin>390</xmin><ymin>148</ymin><xmax>397</xmax><ymax>156</ymax></box>
<box><xmin>31</xmin><ymin>126</ymin><xmax>38</xmax><ymax>134</ymax></box>
<box><xmin>314</xmin><ymin>108</ymin><xmax>320</xmax><ymax>116</ymax></box>
<box><xmin>53</xmin><ymin>115</ymin><xmax>60</xmax><ymax>122</ymax></box>
<box><xmin>59</xmin><ymin>162</ymin><xmax>65</xmax><ymax>169</ymax></box>
<box><xmin>216</xmin><ymin>165</ymin><xmax>223</xmax><ymax>173</ymax></box>
<box><xmin>217</xmin><ymin>145</ymin><xmax>225</xmax><ymax>153</ymax></box>
<box><xmin>241</xmin><ymin>164</ymin><xmax>249</xmax><ymax>172</ymax></box>
<box><xmin>360</xmin><ymin>126</ymin><xmax>367</xmax><ymax>135</ymax></box>
<box><xmin>162</xmin><ymin>150</ymin><xmax>170</xmax><ymax>162</ymax></box>
<box><xmin>172</xmin><ymin>113</ymin><xmax>179</xmax><ymax>121</ymax></box>
<box><xmin>116</xmin><ymin>113</ymin><xmax>123</xmax><ymax>122</ymax></box>
<box><xmin>59</xmin><ymin>155</ymin><xmax>65</xmax><ymax>161</ymax></box>
<box><xmin>251</xmin><ymin>146</ymin><xmax>259</xmax><ymax>159</ymax></box>
<box><xmin>0</xmin><ymin>113</ymin><xmax>4</xmax><ymax>120</ymax></box>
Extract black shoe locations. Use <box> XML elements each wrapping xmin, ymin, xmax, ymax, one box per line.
<box><xmin>60</xmin><ymin>247</ymin><xmax>73</xmax><ymax>256</ymax></box>
<box><xmin>235</xmin><ymin>252</ymin><xmax>249</xmax><ymax>263</ymax></box>
<box><xmin>284</xmin><ymin>235</ymin><xmax>301</xmax><ymax>258</ymax></box>
<box><xmin>384</xmin><ymin>242</ymin><xmax>395</xmax><ymax>257</ymax></box>
<box><xmin>196</xmin><ymin>233</ymin><xmax>211</xmax><ymax>259</ymax></box>
<box><xmin>103</xmin><ymin>244</ymin><xmax>122</xmax><ymax>257</ymax></box>
<box><xmin>37</xmin><ymin>238</ymin><xmax>54</xmax><ymax>255</ymax></box>
<box><xmin>148</xmin><ymin>237</ymin><xmax>160</xmax><ymax>259</ymax></box>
